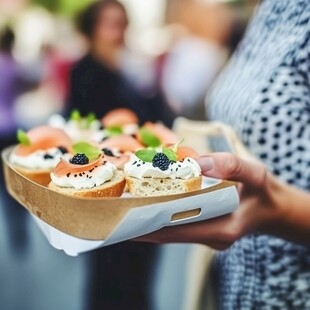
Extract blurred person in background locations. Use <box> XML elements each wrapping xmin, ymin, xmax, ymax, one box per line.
<box><xmin>0</xmin><ymin>25</ymin><xmax>39</xmax><ymax>256</ymax></box>
<box><xmin>67</xmin><ymin>1</ymin><xmax>172</xmax><ymax>309</ymax></box>
<box><xmin>0</xmin><ymin>26</ymin><xmax>38</xmax><ymax>147</ymax></box>
<box><xmin>66</xmin><ymin>0</ymin><xmax>175</xmax><ymax>127</ymax></box>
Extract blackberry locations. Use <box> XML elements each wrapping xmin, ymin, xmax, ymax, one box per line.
<box><xmin>102</xmin><ymin>148</ymin><xmax>114</xmax><ymax>157</ymax></box>
<box><xmin>69</xmin><ymin>153</ymin><xmax>89</xmax><ymax>165</ymax></box>
<box><xmin>58</xmin><ymin>146</ymin><xmax>68</xmax><ymax>154</ymax></box>
<box><xmin>152</xmin><ymin>153</ymin><xmax>170</xmax><ymax>171</ymax></box>
<box><xmin>43</xmin><ymin>154</ymin><xmax>53</xmax><ymax>160</ymax></box>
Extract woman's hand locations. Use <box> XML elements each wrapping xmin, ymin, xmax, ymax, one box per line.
<box><xmin>135</xmin><ymin>153</ymin><xmax>287</xmax><ymax>250</ymax></box>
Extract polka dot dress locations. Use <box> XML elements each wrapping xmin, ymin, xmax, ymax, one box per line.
<box><xmin>207</xmin><ymin>0</ymin><xmax>310</xmax><ymax>308</ymax></box>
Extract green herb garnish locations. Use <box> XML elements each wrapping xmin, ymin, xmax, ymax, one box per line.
<box><xmin>17</xmin><ymin>129</ymin><xmax>31</xmax><ymax>146</ymax></box>
<box><xmin>70</xmin><ymin>109</ymin><xmax>81</xmax><ymax>122</ymax></box>
<box><xmin>106</xmin><ymin>126</ymin><xmax>123</xmax><ymax>136</ymax></box>
<box><xmin>72</xmin><ymin>142</ymin><xmax>102</xmax><ymax>161</ymax></box>
<box><xmin>135</xmin><ymin>139</ymin><xmax>184</xmax><ymax>162</ymax></box>
<box><xmin>135</xmin><ymin>149</ymin><xmax>157</xmax><ymax>162</ymax></box>
<box><xmin>139</xmin><ymin>127</ymin><xmax>160</xmax><ymax>147</ymax></box>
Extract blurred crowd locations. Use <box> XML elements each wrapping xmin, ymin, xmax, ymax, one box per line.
<box><xmin>0</xmin><ymin>0</ymin><xmax>252</xmax><ymax>141</ymax></box>
<box><xmin>0</xmin><ymin>0</ymin><xmax>254</xmax><ymax>309</ymax></box>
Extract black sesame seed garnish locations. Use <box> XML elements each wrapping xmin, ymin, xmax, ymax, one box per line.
<box><xmin>133</xmin><ymin>161</ymin><xmax>137</xmax><ymax>165</ymax></box>
<box><xmin>82</xmin><ymin>172</ymin><xmax>85</xmax><ymax>175</ymax></box>
<box><xmin>103</xmin><ymin>161</ymin><xmax>107</xmax><ymax>165</ymax></box>
<box><xmin>89</xmin><ymin>176</ymin><xmax>92</xmax><ymax>179</ymax></box>
<box><xmin>66</xmin><ymin>173</ymin><xmax>70</xmax><ymax>177</ymax></box>
<box><xmin>178</xmin><ymin>164</ymin><xmax>181</xmax><ymax>167</ymax></box>
<box><xmin>176</xmin><ymin>168</ymin><xmax>179</xmax><ymax>171</ymax></box>
<box><xmin>43</xmin><ymin>154</ymin><xmax>53</xmax><ymax>160</ymax></box>
<box><xmin>74</xmin><ymin>174</ymin><xmax>77</xmax><ymax>177</ymax></box>
<box><xmin>89</xmin><ymin>168</ymin><xmax>94</xmax><ymax>172</ymax></box>
<box><xmin>79</xmin><ymin>173</ymin><xmax>83</xmax><ymax>177</ymax></box>
<box><xmin>102</xmin><ymin>148</ymin><xmax>114</xmax><ymax>157</ymax></box>
<box><xmin>137</xmin><ymin>164</ymin><xmax>141</xmax><ymax>167</ymax></box>
<box><xmin>58</xmin><ymin>146</ymin><xmax>68</xmax><ymax>154</ymax></box>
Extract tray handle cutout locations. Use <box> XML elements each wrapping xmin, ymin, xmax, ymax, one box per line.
<box><xmin>171</xmin><ymin>208</ymin><xmax>201</xmax><ymax>223</ymax></box>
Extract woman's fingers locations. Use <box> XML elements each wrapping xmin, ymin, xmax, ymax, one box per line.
<box><xmin>196</xmin><ymin>153</ymin><xmax>267</xmax><ymax>187</ymax></box>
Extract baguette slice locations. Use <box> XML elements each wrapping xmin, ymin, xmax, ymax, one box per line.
<box><xmin>48</xmin><ymin>170</ymin><xmax>125</xmax><ymax>198</ymax></box>
<box><xmin>126</xmin><ymin>176</ymin><xmax>202</xmax><ymax>197</ymax></box>
<box><xmin>14</xmin><ymin>166</ymin><xmax>51</xmax><ymax>186</ymax></box>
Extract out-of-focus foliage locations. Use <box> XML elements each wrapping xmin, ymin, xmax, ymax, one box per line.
<box><xmin>31</xmin><ymin>0</ymin><xmax>92</xmax><ymax>16</ymax></box>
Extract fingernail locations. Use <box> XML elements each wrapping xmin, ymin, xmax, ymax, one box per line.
<box><xmin>196</xmin><ymin>156</ymin><xmax>214</xmax><ymax>171</ymax></box>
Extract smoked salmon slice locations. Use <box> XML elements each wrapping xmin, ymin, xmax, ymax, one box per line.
<box><xmin>15</xmin><ymin>126</ymin><xmax>71</xmax><ymax>157</ymax></box>
<box><xmin>100</xmin><ymin>135</ymin><xmax>143</xmax><ymax>152</ymax></box>
<box><xmin>101</xmin><ymin>108</ymin><xmax>138</xmax><ymax>127</ymax></box>
<box><xmin>104</xmin><ymin>154</ymin><xmax>130</xmax><ymax>169</ymax></box>
<box><xmin>177</xmin><ymin>146</ymin><xmax>199</xmax><ymax>161</ymax></box>
<box><xmin>141</xmin><ymin>122</ymin><xmax>178</xmax><ymax>145</ymax></box>
<box><xmin>53</xmin><ymin>155</ymin><xmax>103</xmax><ymax>177</ymax></box>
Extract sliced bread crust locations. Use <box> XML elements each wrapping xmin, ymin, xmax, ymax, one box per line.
<box><xmin>126</xmin><ymin>176</ymin><xmax>202</xmax><ymax>197</ymax></box>
<box><xmin>13</xmin><ymin>166</ymin><xmax>51</xmax><ymax>186</ymax></box>
<box><xmin>48</xmin><ymin>170</ymin><xmax>125</xmax><ymax>198</ymax></box>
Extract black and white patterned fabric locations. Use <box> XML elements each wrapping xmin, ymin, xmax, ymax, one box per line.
<box><xmin>206</xmin><ymin>0</ymin><xmax>310</xmax><ymax>309</ymax></box>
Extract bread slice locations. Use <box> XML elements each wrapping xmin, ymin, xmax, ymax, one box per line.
<box><xmin>126</xmin><ymin>176</ymin><xmax>202</xmax><ymax>197</ymax></box>
<box><xmin>13</xmin><ymin>166</ymin><xmax>51</xmax><ymax>186</ymax></box>
<box><xmin>48</xmin><ymin>170</ymin><xmax>125</xmax><ymax>198</ymax></box>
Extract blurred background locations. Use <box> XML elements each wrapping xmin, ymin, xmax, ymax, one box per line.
<box><xmin>0</xmin><ymin>0</ymin><xmax>256</xmax><ymax>309</ymax></box>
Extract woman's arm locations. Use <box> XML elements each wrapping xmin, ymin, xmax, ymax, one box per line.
<box><xmin>136</xmin><ymin>153</ymin><xmax>310</xmax><ymax>249</ymax></box>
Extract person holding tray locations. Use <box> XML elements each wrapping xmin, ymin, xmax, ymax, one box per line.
<box><xmin>139</xmin><ymin>153</ymin><xmax>310</xmax><ymax>247</ymax></box>
<box><xmin>138</xmin><ymin>1</ymin><xmax>310</xmax><ymax>309</ymax></box>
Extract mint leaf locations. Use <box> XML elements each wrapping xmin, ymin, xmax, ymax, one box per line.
<box><xmin>106</xmin><ymin>126</ymin><xmax>123</xmax><ymax>136</ymax></box>
<box><xmin>72</xmin><ymin>142</ymin><xmax>102</xmax><ymax>161</ymax></box>
<box><xmin>162</xmin><ymin>147</ymin><xmax>177</xmax><ymax>161</ymax></box>
<box><xmin>70</xmin><ymin>109</ymin><xmax>81</xmax><ymax>121</ymax></box>
<box><xmin>139</xmin><ymin>127</ymin><xmax>160</xmax><ymax>147</ymax></box>
<box><xmin>17</xmin><ymin>129</ymin><xmax>31</xmax><ymax>146</ymax></box>
<box><xmin>135</xmin><ymin>149</ymin><xmax>157</xmax><ymax>162</ymax></box>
